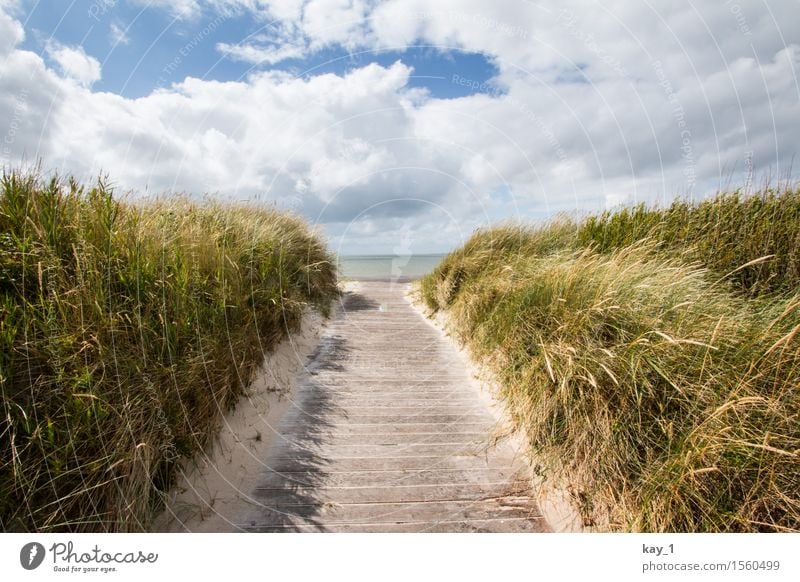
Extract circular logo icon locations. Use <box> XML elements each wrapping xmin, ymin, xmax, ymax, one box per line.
<box><xmin>20</xmin><ymin>542</ymin><xmax>46</xmax><ymax>570</ymax></box>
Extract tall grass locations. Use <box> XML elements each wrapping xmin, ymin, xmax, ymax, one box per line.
<box><xmin>420</xmin><ymin>188</ymin><xmax>800</xmax><ymax>532</ymax></box>
<box><xmin>0</xmin><ymin>170</ymin><xmax>338</xmax><ymax>532</ymax></box>
<box><xmin>577</xmin><ymin>189</ymin><xmax>800</xmax><ymax>297</ymax></box>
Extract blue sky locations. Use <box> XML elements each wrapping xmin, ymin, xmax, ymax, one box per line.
<box><xmin>19</xmin><ymin>1</ymin><xmax>251</xmax><ymax>96</ymax></box>
<box><xmin>19</xmin><ymin>1</ymin><xmax>499</xmax><ymax>99</ymax></box>
<box><xmin>1</xmin><ymin>1</ymin><xmax>798</xmax><ymax>254</ymax></box>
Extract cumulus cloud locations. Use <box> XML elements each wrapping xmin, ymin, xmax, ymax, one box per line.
<box><xmin>45</xmin><ymin>41</ymin><xmax>102</xmax><ymax>87</ymax></box>
<box><xmin>0</xmin><ymin>6</ymin><xmax>24</xmax><ymax>55</ymax></box>
<box><xmin>1</xmin><ymin>1</ymin><xmax>799</xmax><ymax>252</ymax></box>
<box><xmin>215</xmin><ymin>0</ymin><xmax>374</xmax><ymax>64</ymax></box>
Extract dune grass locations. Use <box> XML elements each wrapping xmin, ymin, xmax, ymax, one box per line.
<box><xmin>576</xmin><ymin>189</ymin><xmax>800</xmax><ymax>298</ymax></box>
<box><xmin>420</xmin><ymin>187</ymin><xmax>800</xmax><ymax>532</ymax></box>
<box><xmin>0</xmin><ymin>170</ymin><xmax>338</xmax><ymax>532</ymax></box>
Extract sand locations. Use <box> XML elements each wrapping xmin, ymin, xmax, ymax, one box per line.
<box><xmin>151</xmin><ymin>307</ymin><xmax>328</xmax><ymax>532</ymax></box>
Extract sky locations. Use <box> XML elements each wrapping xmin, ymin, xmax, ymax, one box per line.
<box><xmin>1</xmin><ymin>1</ymin><xmax>798</xmax><ymax>254</ymax></box>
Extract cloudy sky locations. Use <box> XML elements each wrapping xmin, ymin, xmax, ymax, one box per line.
<box><xmin>1</xmin><ymin>1</ymin><xmax>798</xmax><ymax>254</ymax></box>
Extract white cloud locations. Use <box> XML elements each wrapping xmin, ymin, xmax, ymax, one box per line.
<box><xmin>45</xmin><ymin>41</ymin><xmax>102</xmax><ymax>87</ymax></box>
<box><xmin>217</xmin><ymin>37</ymin><xmax>308</xmax><ymax>65</ymax></box>
<box><xmin>2</xmin><ymin>2</ymin><xmax>799</xmax><ymax>253</ymax></box>
<box><xmin>110</xmin><ymin>21</ymin><xmax>130</xmax><ymax>45</ymax></box>
<box><xmin>128</xmin><ymin>0</ymin><xmax>201</xmax><ymax>19</ymax></box>
<box><xmin>302</xmin><ymin>0</ymin><xmax>373</xmax><ymax>49</ymax></box>
<box><xmin>213</xmin><ymin>0</ymin><xmax>375</xmax><ymax>64</ymax></box>
<box><xmin>0</xmin><ymin>6</ymin><xmax>23</xmax><ymax>55</ymax></box>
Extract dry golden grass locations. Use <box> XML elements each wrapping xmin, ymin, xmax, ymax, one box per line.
<box><xmin>420</xmin><ymin>188</ymin><xmax>800</xmax><ymax>532</ymax></box>
<box><xmin>0</xmin><ymin>170</ymin><xmax>338</xmax><ymax>532</ymax></box>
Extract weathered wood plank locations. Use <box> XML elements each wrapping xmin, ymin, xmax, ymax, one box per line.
<box><xmin>240</xmin><ymin>498</ymin><xmax>541</xmax><ymax>524</ymax></box>
<box><xmin>252</xmin><ymin>481</ymin><xmax>531</xmax><ymax>504</ymax></box>
<box><xmin>274</xmin><ymin>432</ymin><xmax>491</xmax><ymax>446</ymax></box>
<box><xmin>285</xmin><ymin>412</ymin><xmax>496</xmax><ymax>424</ymax></box>
<box><xmin>283</xmin><ymin>422</ymin><xmax>497</xmax><ymax>435</ymax></box>
<box><xmin>262</xmin><ymin>442</ymin><xmax>498</xmax><ymax>458</ymax></box>
<box><xmin>243</xmin><ymin>518</ymin><xmax>548</xmax><ymax>533</ymax></box>
<box><xmin>263</xmin><ymin>455</ymin><xmax>516</xmax><ymax>473</ymax></box>
<box><xmin>256</xmin><ymin>467</ymin><xmax>523</xmax><ymax>487</ymax></box>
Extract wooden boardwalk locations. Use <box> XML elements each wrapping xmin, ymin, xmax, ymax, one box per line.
<box><xmin>239</xmin><ymin>281</ymin><xmax>548</xmax><ymax>532</ymax></box>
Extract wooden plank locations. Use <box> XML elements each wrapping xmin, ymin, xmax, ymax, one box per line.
<box><xmin>262</xmin><ymin>442</ymin><xmax>497</xmax><ymax>458</ymax></box>
<box><xmin>293</xmin><ymin>404</ymin><xmax>489</xmax><ymax>413</ymax></box>
<box><xmin>283</xmin><ymin>423</ymin><xmax>497</xmax><ymax>435</ymax></box>
<box><xmin>263</xmin><ymin>455</ymin><xmax>516</xmax><ymax>473</ymax></box>
<box><xmin>256</xmin><ymin>467</ymin><xmax>523</xmax><ymax>488</ymax></box>
<box><xmin>285</xmin><ymin>412</ymin><xmax>495</xmax><ymax>424</ymax></box>
<box><xmin>294</xmin><ymin>394</ymin><xmax>481</xmax><ymax>404</ymax></box>
<box><xmin>240</xmin><ymin>498</ymin><xmax>540</xmax><ymax>524</ymax></box>
<box><xmin>252</xmin><ymin>480</ymin><xmax>531</xmax><ymax>504</ymax></box>
<box><xmin>242</xmin><ymin>517</ymin><xmax>547</xmax><ymax>533</ymax></box>
<box><xmin>274</xmin><ymin>433</ymin><xmax>491</xmax><ymax>446</ymax></box>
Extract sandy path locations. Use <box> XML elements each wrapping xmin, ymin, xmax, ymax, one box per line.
<box><xmin>232</xmin><ymin>280</ymin><xmax>549</xmax><ymax>532</ymax></box>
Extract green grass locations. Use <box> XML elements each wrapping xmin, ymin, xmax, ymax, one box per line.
<box><xmin>420</xmin><ymin>187</ymin><xmax>800</xmax><ymax>532</ymax></box>
<box><xmin>0</xmin><ymin>170</ymin><xmax>338</xmax><ymax>532</ymax></box>
<box><xmin>577</xmin><ymin>189</ymin><xmax>800</xmax><ymax>297</ymax></box>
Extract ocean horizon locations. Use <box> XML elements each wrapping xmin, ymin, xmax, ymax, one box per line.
<box><xmin>336</xmin><ymin>254</ymin><xmax>446</xmax><ymax>280</ymax></box>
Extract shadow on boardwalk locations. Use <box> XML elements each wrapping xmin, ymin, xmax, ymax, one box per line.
<box><xmin>245</xmin><ymin>324</ymin><xmax>357</xmax><ymax>531</ymax></box>
<box><xmin>240</xmin><ymin>283</ymin><xmax>547</xmax><ymax>533</ymax></box>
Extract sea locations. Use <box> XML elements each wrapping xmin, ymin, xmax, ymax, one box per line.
<box><xmin>336</xmin><ymin>254</ymin><xmax>446</xmax><ymax>281</ymax></box>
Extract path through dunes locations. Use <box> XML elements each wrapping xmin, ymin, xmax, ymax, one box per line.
<box><xmin>239</xmin><ymin>281</ymin><xmax>548</xmax><ymax>532</ymax></box>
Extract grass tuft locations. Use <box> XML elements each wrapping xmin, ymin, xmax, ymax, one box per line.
<box><xmin>421</xmin><ymin>187</ymin><xmax>800</xmax><ymax>532</ymax></box>
<box><xmin>0</xmin><ymin>169</ymin><xmax>338</xmax><ymax>532</ymax></box>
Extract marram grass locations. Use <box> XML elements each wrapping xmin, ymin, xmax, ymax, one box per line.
<box><xmin>420</xmin><ymin>188</ymin><xmax>800</xmax><ymax>532</ymax></box>
<box><xmin>0</xmin><ymin>170</ymin><xmax>338</xmax><ymax>532</ymax></box>
<box><xmin>577</xmin><ymin>189</ymin><xmax>800</xmax><ymax>297</ymax></box>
